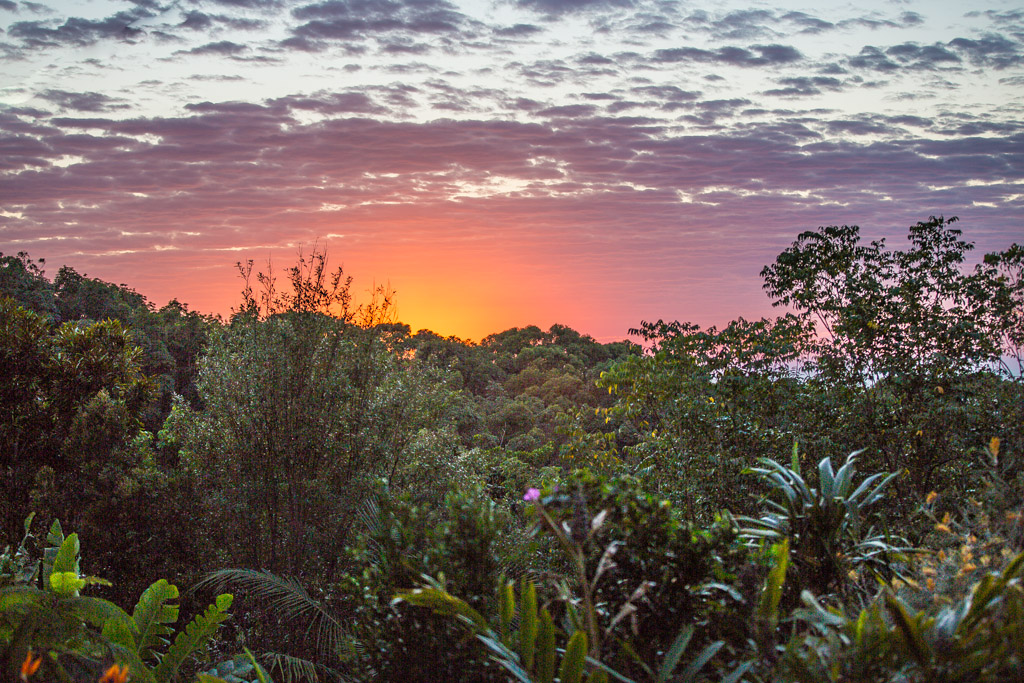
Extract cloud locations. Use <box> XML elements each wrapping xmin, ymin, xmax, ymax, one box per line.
<box><xmin>175</xmin><ymin>40</ymin><xmax>249</xmax><ymax>56</ymax></box>
<box><xmin>36</xmin><ymin>89</ymin><xmax>129</xmax><ymax>112</ymax></box>
<box><xmin>179</xmin><ymin>10</ymin><xmax>267</xmax><ymax>32</ymax></box>
<box><xmin>515</xmin><ymin>0</ymin><xmax>634</xmax><ymax>17</ymax></box>
<box><xmin>763</xmin><ymin>76</ymin><xmax>844</xmax><ymax>97</ymax></box>
<box><xmin>8</xmin><ymin>7</ymin><xmax>152</xmax><ymax>47</ymax></box>
<box><xmin>885</xmin><ymin>42</ymin><xmax>961</xmax><ymax>69</ymax></box>
<box><xmin>271</xmin><ymin>91</ymin><xmax>386</xmax><ymax>114</ymax></box>
<box><xmin>780</xmin><ymin>11</ymin><xmax>833</xmax><ymax>34</ymax></box>
<box><xmin>653</xmin><ymin>44</ymin><xmax>801</xmax><ymax>67</ymax></box>
<box><xmin>494</xmin><ymin>23</ymin><xmax>543</xmax><ymax>37</ymax></box>
<box><xmin>948</xmin><ymin>34</ymin><xmax>1023</xmax><ymax>69</ymax></box>
<box><xmin>847</xmin><ymin>33</ymin><xmax>1024</xmax><ymax>74</ymax></box>
<box><xmin>195</xmin><ymin>0</ymin><xmax>285</xmax><ymax>8</ymax></box>
<box><xmin>286</xmin><ymin>0</ymin><xmax>467</xmax><ymax>50</ymax></box>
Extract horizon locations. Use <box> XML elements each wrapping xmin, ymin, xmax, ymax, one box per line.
<box><xmin>1</xmin><ymin>0</ymin><xmax>1021</xmax><ymax>341</ymax></box>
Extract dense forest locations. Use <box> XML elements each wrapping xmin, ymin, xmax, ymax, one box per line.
<box><xmin>2</xmin><ymin>216</ymin><xmax>1022</xmax><ymax>683</ymax></box>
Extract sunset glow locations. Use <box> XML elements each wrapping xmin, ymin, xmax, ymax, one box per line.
<box><xmin>1</xmin><ymin>0</ymin><xmax>1021</xmax><ymax>340</ymax></box>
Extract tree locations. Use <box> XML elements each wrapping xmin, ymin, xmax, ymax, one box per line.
<box><xmin>176</xmin><ymin>250</ymin><xmax>461</xmax><ymax>575</ymax></box>
<box><xmin>760</xmin><ymin>216</ymin><xmax>1022</xmax><ymax>493</ymax></box>
<box><xmin>598</xmin><ymin>315</ymin><xmax>810</xmax><ymax>519</ymax></box>
<box><xmin>0</xmin><ymin>297</ymin><xmax>154</xmax><ymax>549</ymax></box>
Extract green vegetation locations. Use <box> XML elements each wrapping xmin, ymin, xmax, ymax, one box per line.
<box><xmin>1</xmin><ymin>215</ymin><xmax>1022</xmax><ymax>682</ymax></box>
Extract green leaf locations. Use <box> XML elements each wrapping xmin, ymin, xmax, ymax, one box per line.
<box><xmin>73</xmin><ymin>596</ymin><xmax>131</xmax><ymax>628</ymax></box>
<box><xmin>395</xmin><ymin>587</ymin><xmax>489</xmax><ymax>632</ymax></box>
<box><xmin>132</xmin><ymin>579</ymin><xmax>181</xmax><ymax>662</ymax></box>
<box><xmin>499</xmin><ymin>580</ymin><xmax>515</xmax><ymax>645</ymax></box>
<box><xmin>559</xmin><ymin>631</ymin><xmax>587</xmax><ymax>683</ymax></box>
<box><xmin>537</xmin><ymin>608</ymin><xmax>556</xmax><ymax>683</ymax></box>
<box><xmin>520</xmin><ymin>580</ymin><xmax>539</xmax><ymax>672</ymax></box>
<box><xmin>44</xmin><ymin>532</ymin><xmax>80</xmax><ymax>589</ymax></box>
<box><xmin>758</xmin><ymin>539</ymin><xmax>789</xmax><ymax>624</ymax></box>
<box><xmin>103</xmin><ymin>615</ymin><xmax>138</xmax><ymax>653</ymax></box>
<box><xmin>479</xmin><ymin>635</ymin><xmax>533</xmax><ymax>683</ymax></box>
<box><xmin>677</xmin><ymin>641</ymin><xmax>723</xmax><ymax>683</ymax></box>
<box><xmin>153</xmin><ymin>593</ymin><xmax>233</xmax><ymax>682</ymax></box>
<box><xmin>883</xmin><ymin>592</ymin><xmax>931</xmax><ymax>665</ymax></box>
<box><xmin>49</xmin><ymin>571</ymin><xmax>85</xmax><ymax>595</ymax></box>
<box><xmin>656</xmin><ymin>625</ymin><xmax>693</xmax><ymax>683</ymax></box>
<box><xmin>242</xmin><ymin>647</ymin><xmax>272</xmax><ymax>683</ymax></box>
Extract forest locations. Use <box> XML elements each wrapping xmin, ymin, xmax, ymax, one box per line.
<box><xmin>1</xmin><ymin>216</ymin><xmax>1022</xmax><ymax>683</ymax></box>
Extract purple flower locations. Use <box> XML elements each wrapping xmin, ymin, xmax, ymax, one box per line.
<box><xmin>523</xmin><ymin>488</ymin><xmax>541</xmax><ymax>502</ymax></box>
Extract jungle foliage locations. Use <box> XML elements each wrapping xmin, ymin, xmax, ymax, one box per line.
<box><xmin>1</xmin><ymin>216</ymin><xmax>1022</xmax><ymax>683</ymax></box>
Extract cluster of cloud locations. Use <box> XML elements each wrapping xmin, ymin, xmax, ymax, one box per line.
<box><xmin>1</xmin><ymin>0</ymin><xmax>1021</xmax><ymax>336</ymax></box>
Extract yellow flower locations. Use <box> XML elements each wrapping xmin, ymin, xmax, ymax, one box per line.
<box><xmin>934</xmin><ymin>523</ymin><xmax>952</xmax><ymax>534</ymax></box>
<box><xmin>925</xmin><ymin>491</ymin><xmax>938</xmax><ymax>504</ymax></box>
<box><xmin>926</xmin><ymin>577</ymin><xmax>935</xmax><ymax>591</ymax></box>
<box><xmin>21</xmin><ymin>651</ymin><xmax>42</xmax><ymax>681</ymax></box>
<box><xmin>100</xmin><ymin>663</ymin><xmax>129</xmax><ymax>683</ymax></box>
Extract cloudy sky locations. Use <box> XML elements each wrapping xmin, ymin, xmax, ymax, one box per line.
<box><xmin>1</xmin><ymin>0</ymin><xmax>1022</xmax><ymax>340</ymax></box>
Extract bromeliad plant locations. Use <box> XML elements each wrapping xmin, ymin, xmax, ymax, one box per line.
<box><xmin>737</xmin><ymin>446</ymin><xmax>910</xmax><ymax>596</ymax></box>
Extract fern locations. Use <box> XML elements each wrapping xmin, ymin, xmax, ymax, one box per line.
<box><xmin>152</xmin><ymin>593</ymin><xmax>233</xmax><ymax>682</ymax></box>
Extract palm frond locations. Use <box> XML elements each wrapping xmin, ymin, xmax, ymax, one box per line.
<box><xmin>260</xmin><ymin>650</ymin><xmax>352</xmax><ymax>683</ymax></box>
<box><xmin>354</xmin><ymin>497</ymin><xmax>386</xmax><ymax>567</ymax></box>
<box><xmin>197</xmin><ymin>568</ymin><xmax>348</xmax><ymax>658</ymax></box>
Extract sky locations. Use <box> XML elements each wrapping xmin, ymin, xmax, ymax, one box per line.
<box><xmin>1</xmin><ymin>0</ymin><xmax>1022</xmax><ymax>341</ymax></box>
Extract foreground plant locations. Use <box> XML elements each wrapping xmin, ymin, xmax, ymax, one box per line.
<box><xmin>738</xmin><ymin>447</ymin><xmax>910</xmax><ymax>596</ymax></box>
<box><xmin>784</xmin><ymin>550</ymin><xmax>1024</xmax><ymax>681</ymax></box>
<box><xmin>396</xmin><ymin>482</ymin><xmax>741</xmax><ymax>683</ymax></box>
<box><xmin>1</xmin><ymin>517</ymin><xmax>232</xmax><ymax>683</ymax></box>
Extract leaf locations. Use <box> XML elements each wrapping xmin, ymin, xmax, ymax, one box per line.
<box><xmin>499</xmin><ymin>580</ymin><xmax>515</xmax><ymax>645</ymax></box>
<box><xmin>243</xmin><ymin>647</ymin><xmax>272</xmax><ymax>683</ymax></box>
<box><xmin>758</xmin><ymin>539</ymin><xmax>790</xmax><ymax>624</ymax></box>
<box><xmin>200</xmin><ymin>568</ymin><xmax>346</xmax><ymax>658</ymax></box>
<box><xmin>720</xmin><ymin>662</ymin><xmax>754</xmax><ymax>683</ymax></box>
<box><xmin>152</xmin><ymin>593</ymin><xmax>233</xmax><ymax>682</ymax></box>
<box><xmin>48</xmin><ymin>533</ymin><xmax>80</xmax><ymax>587</ymax></box>
<box><xmin>103</xmin><ymin>616</ymin><xmax>138</xmax><ymax>654</ymax></box>
<box><xmin>520</xmin><ymin>580</ymin><xmax>539</xmax><ymax>672</ymax></box>
<box><xmin>677</xmin><ymin>641</ymin><xmax>723</xmax><ymax>683</ymax></box>
<box><xmin>559</xmin><ymin>631</ymin><xmax>588</xmax><ymax>683</ymax></box>
<box><xmin>479</xmin><ymin>635</ymin><xmax>533</xmax><ymax>683</ymax></box>
<box><xmin>73</xmin><ymin>596</ymin><xmax>131</xmax><ymax>628</ymax></box>
<box><xmin>132</xmin><ymin>579</ymin><xmax>181</xmax><ymax>662</ymax></box>
<box><xmin>49</xmin><ymin>571</ymin><xmax>85</xmax><ymax>595</ymax></box>
<box><xmin>655</xmin><ymin>626</ymin><xmax>693</xmax><ymax>683</ymax></box>
<box><xmin>537</xmin><ymin>608</ymin><xmax>556</xmax><ymax>683</ymax></box>
<box><xmin>883</xmin><ymin>592</ymin><xmax>930</xmax><ymax>665</ymax></box>
<box><xmin>394</xmin><ymin>587</ymin><xmax>489</xmax><ymax>632</ymax></box>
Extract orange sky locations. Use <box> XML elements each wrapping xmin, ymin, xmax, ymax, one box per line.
<box><xmin>2</xmin><ymin>1</ymin><xmax>1022</xmax><ymax>341</ymax></box>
